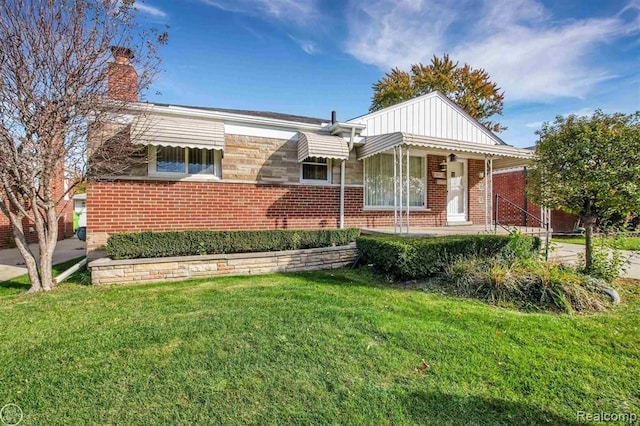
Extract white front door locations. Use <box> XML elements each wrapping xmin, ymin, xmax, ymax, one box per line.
<box><xmin>447</xmin><ymin>159</ymin><xmax>467</xmax><ymax>223</ymax></box>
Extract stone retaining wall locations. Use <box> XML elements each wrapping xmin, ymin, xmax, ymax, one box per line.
<box><xmin>88</xmin><ymin>243</ymin><xmax>358</xmax><ymax>285</ymax></box>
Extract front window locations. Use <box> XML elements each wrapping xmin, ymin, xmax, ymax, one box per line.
<box><xmin>156</xmin><ymin>146</ymin><xmax>186</xmax><ymax>173</ymax></box>
<box><xmin>151</xmin><ymin>146</ymin><xmax>221</xmax><ymax>177</ymax></box>
<box><xmin>301</xmin><ymin>157</ymin><xmax>331</xmax><ymax>183</ymax></box>
<box><xmin>365</xmin><ymin>153</ymin><xmax>425</xmax><ymax>208</ymax></box>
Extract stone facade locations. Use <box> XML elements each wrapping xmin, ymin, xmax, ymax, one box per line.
<box><xmin>89</xmin><ymin>243</ymin><xmax>358</xmax><ymax>285</ymax></box>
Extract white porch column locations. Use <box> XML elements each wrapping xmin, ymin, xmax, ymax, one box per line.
<box><xmin>489</xmin><ymin>157</ymin><xmax>494</xmax><ymax>232</ymax></box>
<box><xmin>398</xmin><ymin>145</ymin><xmax>403</xmax><ymax>233</ymax></box>
<box><xmin>393</xmin><ymin>147</ymin><xmax>398</xmax><ymax>234</ymax></box>
<box><xmin>339</xmin><ymin>159</ymin><xmax>345</xmax><ymax>229</ymax></box>
<box><xmin>484</xmin><ymin>157</ymin><xmax>489</xmax><ymax>233</ymax></box>
<box><xmin>406</xmin><ymin>146</ymin><xmax>410</xmax><ymax>235</ymax></box>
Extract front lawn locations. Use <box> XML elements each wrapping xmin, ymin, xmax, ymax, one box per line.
<box><xmin>0</xmin><ymin>271</ymin><xmax>638</xmax><ymax>424</ymax></box>
<box><xmin>554</xmin><ymin>235</ymin><xmax>640</xmax><ymax>251</ymax></box>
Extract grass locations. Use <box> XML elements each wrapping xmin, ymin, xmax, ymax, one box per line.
<box><xmin>0</xmin><ymin>270</ymin><xmax>638</xmax><ymax>425</ymax></box>
<box><xmin>0</xmin><ymin>256</ymin><xmax>87</xmax><ymax>299</ymax></box>
<box><xmin>554</xmin><ymin>235</ymin><xmax>640</xmax><ymax>251</ymax></box>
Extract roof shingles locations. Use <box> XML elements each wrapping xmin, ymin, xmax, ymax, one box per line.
<box><xmin>149</xmin><ymin>101</ymin><xmax>327</xmax><ymax>125</ymax></box>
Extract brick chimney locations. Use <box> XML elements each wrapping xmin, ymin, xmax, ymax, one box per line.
<box><xmin>107</xmin><ymin>46</ymin><xmax>138</xmax><ymax>102</ymax></box>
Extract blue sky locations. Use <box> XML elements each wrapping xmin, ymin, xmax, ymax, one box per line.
<box><xmin>134</xmin><ymin>0</ymin><xmax>640</xmax><ymax>147</ymax></box>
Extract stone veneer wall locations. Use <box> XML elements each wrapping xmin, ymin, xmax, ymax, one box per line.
<box><xmin>89</xmin><ymin>243</ymin><xmax>358</xmax><ymax>285</ymax></box>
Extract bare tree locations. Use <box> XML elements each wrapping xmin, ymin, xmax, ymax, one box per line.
<box><xmin>0</xmin><ymin>0</ymin><xmax>166</xmax><ymax>292</ymax></box>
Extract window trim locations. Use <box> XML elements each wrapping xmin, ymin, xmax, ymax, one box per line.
<box><xmin>300</xmin><ymin>157</ymin><xmax>332</xmax><ymax>184</ymax></box>
<box><xmin>363</xmin><ymin>152</ymin><xmax>428</xmax><ymax>210</ymax></box>
<box><xmin>148</xmin><ymin>146</ymin><xmax>222</xmax><ymax>179</ymax></box>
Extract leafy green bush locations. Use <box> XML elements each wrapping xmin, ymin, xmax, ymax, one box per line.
<box><xmin>356</xmin><ymin>234</ymin><xmax>531</xmax><ymax>279</ymax></box>
<box><xmin>579</xmin><ymin>235</ymin><xmax>628</xmax><ymax>282</ymax></box>
<box><xmin>500</xmin><ymin>230</ymin><xmax>542</xmax><ymax>262</ymax></box>
<box><xmin>443</xmin><ymin>256</ymin><xmax>613</xmax><ymax>313</ymax></box>
<box><xmin>107</xmin><ymin>228</ymin><xmax>360</xmax><ymax>259</ymax></box>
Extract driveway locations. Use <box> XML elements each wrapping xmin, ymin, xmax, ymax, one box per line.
<box><xmin>550</xmin><ymin>242</ymin><xmax>640</xmax><ymax>280</ymax></box>
<box><xmin>0</xmin><ymin>237</ymin><xmax>86</xmax><ymax>282</ymax></box>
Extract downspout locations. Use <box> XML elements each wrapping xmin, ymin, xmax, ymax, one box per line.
<box><xmin>339</xmin><ymin>126</ymin><xmax>355</xmax><ymax>229</ymax></box>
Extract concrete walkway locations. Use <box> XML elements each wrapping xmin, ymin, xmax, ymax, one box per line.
<box><xmin>550</xmin><ymin>242</ymin><xmax>640</xmax><ymax>280</ymax></box>
<box><xmin>0</xmin><ymin>237</ymin><xmax>86</xmax><ymax>282</ymax></box>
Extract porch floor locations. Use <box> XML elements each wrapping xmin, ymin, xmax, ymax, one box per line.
<box><xmin>361</xmin><ymin>225</ymin><xmax>547</xmax><ymax>237</ymax></box>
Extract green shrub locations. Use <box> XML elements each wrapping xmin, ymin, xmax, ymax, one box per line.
<box><xmin>579</xmin><ymin>235</ymin><xmax>628</xmax><ymax>283</ymax></box>
<box><xmin>443</xmin><ymin>256</ymin><xmax>612</xmax><ymax>313</ymax></box>
<box><xmin>356</xmin><ymin>234</ymin><xmax>527</xmax><ymax>279</ymax></box>
<box><xmin>107</xmin><ymin>228</ymin><xmax>360</xmax><ymax>259</ymax></box>
<box><xmin>499</xmin><ymin>230</ymin><xmax>542</xmax><ymax>262</ymax></box>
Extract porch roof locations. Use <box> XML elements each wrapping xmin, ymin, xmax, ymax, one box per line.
<box><xmin>132</xmin><ymin>115</ymin><xmax>225</xmax><ymax>150</ymax></box>
<box><xmin>356</xmin><ymin>132</ymin><xmax>533</xmax><ymax>169</ymax></box>
<box><xmin>297</xmin><ymin>131</ymin><xmax>350</xmax><ymax>162</ymax></box>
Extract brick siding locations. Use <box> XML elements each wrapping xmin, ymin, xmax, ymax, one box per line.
<box><xmin>492</xmin><ymin>168</ymin><xmax>576</xmax><ymax>232</ymax></box>
<box><xmin>86</xmin><ymin>156</ymin><xmax>490</xmax><ymax>254</ymax></box>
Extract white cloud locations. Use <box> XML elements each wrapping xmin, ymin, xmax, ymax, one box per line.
<box><xmin>134</xmin><ymin>1</ymin><xmax>167</xmax><ymax>18</ymax></box>
<box><xmin>344</xmin><ymin>0</ymin><xmax>455</xmax><ymax>70</ymax></box>
<box><xmin>563</xmin><ymin>107</ymin><xmax>595</xmax><ymax>117</ymax></box>
<box><xmin>200</xmin><ymin>0</ymin><xmax>318</xmax><ymax>25</ymax></box>
<box><xmin>344</xmin><ymin>0</ymin><xmax>640</xmax><ymax>102</ymax></box>
<box><xmin>525</xmin><ymin>121</ymin><xmax>543</xmax><ymax>129</ymax></box>
<box><xmin>288</xmin><ymin>35</ymin><xmax>318</xmax><ymax>55</ymax></box>
<box><xmin>200</xmin><ymin>0</ymin><xmax>323</xmax><ymax>53</ymax></box>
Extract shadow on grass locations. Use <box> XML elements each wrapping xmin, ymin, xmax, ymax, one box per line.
<box><xmin>402</xmin><ymin>390</ymin><xmax>580</xmax><ymax>425</ymax></box>
<box><xmin>0</xmin><ymin>278</ymin><xmax>30</xmax><ymax>291</ymax></box>
<box><xmin>0</xmin><ymin>256</ymin><xmax>88</xmax><ymax>296</ymax></box>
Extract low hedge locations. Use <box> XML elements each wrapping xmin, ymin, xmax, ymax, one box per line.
<box><xmin>356</xmin><ymin>234</ymin><xmax>539</xmax><ymax>280</ymax></box>
<box><xmin>107</xmin><ymin>228</ymin><xmax>360</xmax><ymax>260</ymax></box>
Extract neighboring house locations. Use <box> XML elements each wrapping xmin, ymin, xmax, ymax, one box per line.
<box><xmin>493</xmin><ymin>165</ymin><xmax>577</xmax><ymax>233</ymax></box>
<box><xmin>0</xmin><ymin>173</ymin><xmax>74</xmax><ymax>250</ymax></box>
<box><xmin>73</xmin><ymin>193</ymin><xmax>87</xmax><ymax>230</ymax></box>
<box><xmin>86</xmin><ymin>48</ymin><xmax>534</xmax><ymax>257</ymax></box>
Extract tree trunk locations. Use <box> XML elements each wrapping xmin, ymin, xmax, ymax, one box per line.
<box><xmin>1</xmin><ymin>207</ymin><xmax>43</xmax><ymax>292</ymax></box>
<box><xmin>34</xmin><ymin>206</ymin><xmax>59</xmax><ymax>291</ymax></box>
<box><xmin>584</xmin><ymin>217</ymin><xmax>595</xmax><ymax>271</ymax></box>
<box><xmin>12</xmin><ymin>225</ymin><xmax>42</xmax><ymax>292</ymax></box>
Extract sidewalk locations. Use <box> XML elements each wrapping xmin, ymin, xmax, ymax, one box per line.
<box><xmin>550</xmin><ymin>242</ymin><xmax>640</xmax><ymax>280</ymax></box>
<box><xmin>0</xmin><ymin>237</ymin><xmax>86</xmax><ymax>282</ymax></box>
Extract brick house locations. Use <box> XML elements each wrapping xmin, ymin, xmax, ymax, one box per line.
<box><xmin>493</xmin><ymin>165</ymin><xmax>577</xmax><ymax>233</ymax></box>
<box><xmin>86</xmin><ymin>49</ymin><xmax>536</xmax><ymax>257</ymax></box>
<box><xmin>0</xmin><ymin>168</ymin><xmax>74</xmax><ymax>250</ymax></box>
<box><xmin>0</xmin><ymin>211</ymin><xmax>74</xmax><ymax>250</ymax></box>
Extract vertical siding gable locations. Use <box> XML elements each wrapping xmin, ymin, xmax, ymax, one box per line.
<box><xmin>353</xmin><ymin>93</ymin><xmax>499</xmax><ymax>145</ymax></box>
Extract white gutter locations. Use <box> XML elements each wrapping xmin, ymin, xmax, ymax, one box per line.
<box><xmin>329</xmin><ymin>121</ymin><xmax>366</xmax><ymax>136</ymax></box>
<box><xmin>339</xmin><ymin>127</ymin><xmax>357</xmax><ymax>229</ymax></box>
